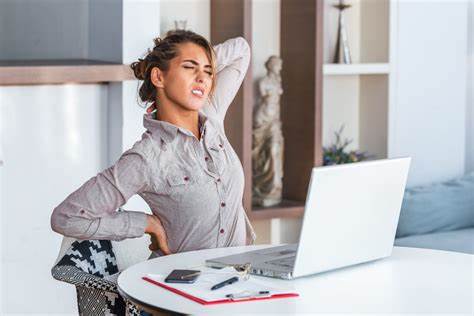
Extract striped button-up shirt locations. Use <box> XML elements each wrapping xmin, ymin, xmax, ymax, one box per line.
<box><xmin>51</xmin><ymin>37</ymin><xmax>257</xmax><ymax>256</ymax></box>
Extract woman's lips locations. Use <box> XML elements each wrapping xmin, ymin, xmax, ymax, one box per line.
<box><xmin>191</xmin><ymin>88</ymin><xmax>205</xmax><ymax>98</ymax></box>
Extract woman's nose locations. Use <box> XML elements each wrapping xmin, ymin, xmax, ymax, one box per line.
<box><xmin>196</xmin><ymin>71</ymin><xmax>207</xmax><ymax>83</ymax></box>
<box><xmin>196</xmin><ymin>75</ymin><xmax>204</xmax><ymax>83</ymax></box>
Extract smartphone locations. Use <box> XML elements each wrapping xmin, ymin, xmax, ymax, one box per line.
<box><xmin>164</xmin><ymin>269</ymin><xmax>201</xmax><ymax>284</ymax></box>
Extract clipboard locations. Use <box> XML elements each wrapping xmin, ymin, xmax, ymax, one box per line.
<box><xmin>142</xmin><ymin>266</ymin><xmax>299</xmax><ymax>305</ymax></box>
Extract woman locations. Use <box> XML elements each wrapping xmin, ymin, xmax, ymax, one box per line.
<box><xmin>51</xmin><ymin>30</ymin><xmax>256</xmax><ymax>257</ymax></box>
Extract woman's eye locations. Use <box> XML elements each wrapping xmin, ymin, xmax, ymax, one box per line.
<box><xmin>183</xmin><ymin>66</ymin><xmax>212</xmax><ymax>76</ymax></box>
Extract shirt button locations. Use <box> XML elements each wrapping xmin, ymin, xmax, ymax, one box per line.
<box><xmin>220</xmin><ymin>228</ymin><xmax>225</xmax><ymax>234</ymax></box>
<box><xmin>217</xmin><ymin>178</ymin><xmax>221</xmax><ymax>182</ymax></box>
<box><xmin>80</xmin><ymin>210</ymin><xmax>85</xmax><ymax>214</ymax></box>
<box><xmin>221</xmin><ymin>202</ymin><xmax>226</xmax><ymax>207</ymax></box>
<box><xmin>219</xmin><ymin>144</ymin><xmax>223</xmax><ymax>148</ymax></box>
<box><xmin>184</xmin><ymin>176</ymin><xmax>189</xmax><ymax>181</ymax></box>
<box><xmin>205</xmin><ymin>157</ymin><xmax>209</xmax><ymax>161</ymax></box>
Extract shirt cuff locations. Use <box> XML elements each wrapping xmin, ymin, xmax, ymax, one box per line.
<box><xmin>127</xmin><ymin>211</ymin><xmax>148</xmax><ymax>238</ymax></box>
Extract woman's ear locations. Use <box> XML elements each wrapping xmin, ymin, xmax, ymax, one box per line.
<box><xmin>150</xmin><ymin>67</ymin><xmax>165</xmax><ymax>88</ymax></box>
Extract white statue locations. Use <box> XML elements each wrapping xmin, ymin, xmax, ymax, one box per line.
<box><xmin>252</xmin><ymin>55</ymin><xmax>284</xmax><ymax>207</ymax></box>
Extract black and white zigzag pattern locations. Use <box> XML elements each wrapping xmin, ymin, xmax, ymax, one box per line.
<box><xmin>56</xmin><ymin>240</ymin><xmax>118</xmax><ymax>278</ymax></box>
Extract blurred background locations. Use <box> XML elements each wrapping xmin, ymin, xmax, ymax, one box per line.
<box><xmin>0</xmin><ymin>0</ymin><xmax>472</xmax><ymax>314</ymax></box>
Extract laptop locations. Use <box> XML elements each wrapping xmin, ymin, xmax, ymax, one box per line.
<box><xmin>206</xmin><ymin>157</ymin><xmax>411</xmax><ymax>279</ymax></box>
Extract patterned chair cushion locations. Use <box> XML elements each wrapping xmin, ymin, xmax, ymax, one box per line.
<box><xmin>52</xmin><ymin>239</ymin><xmax>144</xmax><ymax>316</ymax></box>
<box><xmin>56</xmin><ymin>239</ymin><xmax>119</xmax><ymax>278</ymax></box>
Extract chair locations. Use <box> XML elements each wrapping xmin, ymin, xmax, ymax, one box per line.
<box><xmin>51</xmin><ymin>237</ymin><xmax>152</xmax><ymax>315</ymax></box>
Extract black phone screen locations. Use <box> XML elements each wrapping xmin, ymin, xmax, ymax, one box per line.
<box><xmin>164</xmin><ymin>269</ymin><xmax>201</xmax><ymax>284</ymax></box>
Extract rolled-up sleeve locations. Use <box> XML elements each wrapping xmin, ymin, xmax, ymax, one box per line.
<box><xmin>50</xmin><ymin>150</ymin><xmax>150</xmax><ymax>241</ymax></box>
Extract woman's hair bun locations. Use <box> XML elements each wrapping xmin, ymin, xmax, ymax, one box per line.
<box><xmin>130</xmin><ymin>58</ymin><xmax>146</xmax><ymax>81</ymax></box>
<box><xmin>153</xmin><ymin>37</ymin><xmax>163</xmax><ymax>47</ymax></box>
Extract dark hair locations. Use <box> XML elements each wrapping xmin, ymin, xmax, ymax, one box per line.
<box><xmin>130</xmin><ymin>29</ymin><xmax>216</xmax><ymax>105</ymax></box>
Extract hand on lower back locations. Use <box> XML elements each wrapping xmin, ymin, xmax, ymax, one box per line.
<box><xmin>145</xmin><ymin>214</ymin><xmax>172</xmax><ymax>255</ymax></box>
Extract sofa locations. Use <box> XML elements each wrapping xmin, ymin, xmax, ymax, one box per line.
<box><xmin>394</xmin><ymin>172</ymin><xmax>474</xmax><ymax>254</ymax></box>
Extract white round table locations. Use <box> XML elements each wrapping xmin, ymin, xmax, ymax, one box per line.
<box><xmin>118</xmin><ymin>245</ymin><xmax>473</xmax><ymax>315</ymax></box>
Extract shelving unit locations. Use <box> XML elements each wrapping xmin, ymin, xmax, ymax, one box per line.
<box><xmin>323</xmin><ymin>63</ymin><xmax>390</xmax><ymax>75</ymax></box>
<box><xmin>0</xmin><ymin>60</ymin><xmax>134</xmax><ymax>85</ymax></box>
<box><xmin>323</xmin><ymin>0</ymin><xmax>393</xmax><ymax>160</ymax></box>
<box><xmin>211</xmin><ymin>0</ymin><xmax>323</xmax><ymax>220</ymax></box>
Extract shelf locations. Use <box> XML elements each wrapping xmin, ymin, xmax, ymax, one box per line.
<box><xmin>323</xmin><ymin>63</ymin><xmax>390</xmax><ymax>76</ymax></box>
<box><xmin>250</xmin><ymin>199</ymin><xmax>305</xmax><ymax>220</ymax></box>
<box><xmin>0</xmin><ymin>60</ymin><xmax>135</xmax><ymax>85</ymax></box>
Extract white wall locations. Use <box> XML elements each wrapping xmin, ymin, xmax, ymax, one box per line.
<box><xmin>390</xmin><ymin>0</ymin><xmax>468</xmax><ymax>186</ymax></box>
<box><xmin>252</xmin><ymin>0</ymin><xmax>280</xmax><ymax>83</ymax></box>
<box><xmin>466</xmin><ymin>1</ymin><xmax>474</xmax><ymax>173</ymax></box>
<box><xmin>159</xmin><ymin>0</ymin><xmax>210</xmax><ymax>39</ymax></box>
<box><xmin>0</xmin><ymin>84</ymin><xmax>108</xmax><ymax>314</ymax></box>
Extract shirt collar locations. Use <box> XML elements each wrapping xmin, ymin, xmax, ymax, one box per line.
<box><xmin>143</xmin><ymin>111</ymin><xmax>209</xmax><ymax>144</ymax></box>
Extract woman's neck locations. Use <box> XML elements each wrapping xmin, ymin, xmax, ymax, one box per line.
<box><xmin>155</xmin><ymin>103</ymin><xmax>200</xmax><ymax>140</ymax></box>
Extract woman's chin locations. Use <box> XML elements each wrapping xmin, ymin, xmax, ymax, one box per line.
<box><xmin>184</xmin><ymin>99</ymin><xmax>206</xmax><ymax>111</ymax></box>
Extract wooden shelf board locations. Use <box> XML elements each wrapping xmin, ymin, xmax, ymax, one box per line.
<box><xmin>250</xmin><ymin>199</ymin><xmax>305</xmax><ymax>220</ymax></box>
<box><xmin>323</xmin><ymin>63</ymin><xmax>390</xmax><ymax>75</ymax></box>
<box><xmin>0</xmin><ymin>59</ymin><xmax>135</xmax><ymax>85</ymax></box>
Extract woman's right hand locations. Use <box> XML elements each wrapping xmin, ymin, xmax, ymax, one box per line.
<box><xmin>145</xmin><ymin>214</ymin><xmax>172</xmax><ymax>255</ymax></box>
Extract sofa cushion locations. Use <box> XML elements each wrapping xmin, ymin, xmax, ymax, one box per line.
<box><xmin>396</xmin><ymin>172</ymin><xmax>474</xmax><ymax>238</ymax></box>
<box><xmin>395</xmin><ymin>227</ymin><xmax>474</xmax><ymax>254</ymax></box>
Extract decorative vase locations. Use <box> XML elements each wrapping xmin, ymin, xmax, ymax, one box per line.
<box><xmin>333</xmin><ymin>0</ymin><xmax>352</xmax><ymax>64</ymax></box>
<box><xmin>174</xmin><ymin>20</ymin><xmax>187</xmax><ymax>30</ymax></box>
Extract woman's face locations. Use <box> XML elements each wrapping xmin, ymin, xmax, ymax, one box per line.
<box><xmin>155</xmin><ymin>42</ymin><xmax>214</xmax><ymax>112</ymax></box>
